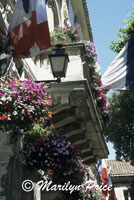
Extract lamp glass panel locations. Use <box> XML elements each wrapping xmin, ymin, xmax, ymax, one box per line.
<box><xmin>63</xmin><ymin>57</ymin><xmax>68</xmax><ymax>75</ymax></box>
<box><xmin>51</xmin><ymin>56</ymin><xmax>65</xmax><ymax>72</ymax></box>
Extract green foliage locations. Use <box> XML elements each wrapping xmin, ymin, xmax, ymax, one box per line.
<box><xmin>110</xmin><ymin>11</ymin><xmax>134</xmax><ymax>54</ymax></box>
<box><xmin>104</xmin><ymin>91</ymin><xmax>134</xmax><ymax>160</ymax></box>
<box><xmin>22</xmin><ymin>123</ymin><xmax>54</xmax><ymax>150</ymax></box>
<box><xmin>50</xmin><ymin>23</ymin><xmax>81</xmax><ymax>43</ymax></box>
<box><xmin>106</xmin><ymin>10</ymin><xmax>134</xmax><ymax>162</ymax></box>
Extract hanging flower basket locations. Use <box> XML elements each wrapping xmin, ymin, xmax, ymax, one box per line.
<box><xmin>0</xmin><ymin>75</ymin><xmax>52</xmax><ymax>133</ymax></box>
<box><xmin>24</xmin><ymin>136</ymin><xmax>86</xmax><ymax>184</ymax></box>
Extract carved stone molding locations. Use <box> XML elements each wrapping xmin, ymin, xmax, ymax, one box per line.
<box><xmin>46</xmin><ymin>0</ymin><xmax>54</xmax><ymax>8</ymax></box>
<box><xmin>63</xmin><ymin>0</ymin><xmax>70</xmax><ymax>25</ymax></box>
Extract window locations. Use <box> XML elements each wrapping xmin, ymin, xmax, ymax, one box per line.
<box><xmin>124</xmin><ymin>190</ymin><xmax>129</xmax><ymax>200</ymax></box>
<box><xmin>67</xmin><ymin>0</ymin><xmax>75</xmax><ymax>25</ymax></box>
<box><xmin>129</xmin><ymin>186</ymin><xmax>134</xmax><ymax>200</ymax></box>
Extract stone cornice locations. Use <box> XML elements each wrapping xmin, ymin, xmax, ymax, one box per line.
<box><xmin>81</xmin><ymin>0</ymin><xmax>93</xmax><ymax>41</ymax></box>
<box><xmin>46</xmin><ymin>80</ymin><xmax>109</xmax><ymax>162</ymax></box>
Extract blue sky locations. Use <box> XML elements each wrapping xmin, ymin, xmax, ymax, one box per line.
<box><xmin>87</xmin><ymin>0</ymin><xmax>134</xmax><ymax>75</ymax></box>
<box><xmin>87</xmin><ymin>0</ymin><xmax>134</xmax><ymax>158</ymax></box>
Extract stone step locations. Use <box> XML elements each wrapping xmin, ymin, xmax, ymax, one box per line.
<box><xmin>81</xmin><ymin>150</ymin><xmax>94</xmax><ymax>159</ymax></box>
<box><xmin>51</xmin><ymin>103</ymin><xmax>71</xmax><ymax>114</ymax></box>
<box><xmin>84</xmin><ymin>157</ymin><xmax>97</xmax><ymax>165</ymax></box>
<box><xmin>66</xmin><ymin>132</ymin><xmax>86</xmax><ymax>144</ymax></box>
<box><xmin>54</xmin><ymin>116</ymin><xmax>77</xmax><ymax>129</ymax></box>
<box><xmin>58</xmin><ymin>129</ymin><xmax>82</xmax><ymax>137</ymax></box>
<box><xmin>53</xmin><ymin>107</ymin><xmax>75</xmax><ymax>124</ymax></box>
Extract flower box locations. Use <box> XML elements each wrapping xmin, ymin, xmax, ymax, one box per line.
<box><xmin>51</xmin><ymin>37</ymin><xmax>72</xmax><ymax>46</ymax></box>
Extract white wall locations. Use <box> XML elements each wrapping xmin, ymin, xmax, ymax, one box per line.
<box><xmin>115</xmin><ymin>187</ymin><xmax>129</xmax><ymax>200</ymax></box>
<box><xmin>33</xmin><ymin>52</ymin><xmax>84</xmax><ymax>82</ymax></box>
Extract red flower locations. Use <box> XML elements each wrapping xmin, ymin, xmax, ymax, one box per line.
<box><xmin>2</xmin><ymin>102</ymin><xmax>6</xmax><ymax>106</ymax></box>
<box><xmin>49</xmin><ymin>157</ymin><xmax>54</xmax><ymax>161</ymax></box>
<box><xmin>4</xmin><ymin>113</ymin><xmax>10</xmax><ymax>120</ymax></box>
<box><xmin>51</xmin><ymin>124</ymin><xmax>54</xmax><ymax>129</ymax></box>
<box><xmin>38</xmin><ymin>118</ymin><xmax>42</xmax><ymax>122</ymax></box>
<box><xmin>0</xmin><ymin>116</ymin><xmax>5</xmax><ymax>120</ymax></box>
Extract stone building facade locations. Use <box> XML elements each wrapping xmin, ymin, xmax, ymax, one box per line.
<box><xmin>107</xmin><ymin>159</ymin><xmax>134</xmax><ymax>200</ymax></box>
<box><xmin>0</xmin><ymin>0</ymin><xmax>109</xmax><ymax>199</ymax></box>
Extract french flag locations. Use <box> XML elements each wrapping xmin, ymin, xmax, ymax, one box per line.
<box><xmin>101</xmin><ymin>159</ymin><xmax>108</xmax><ymax>186</ymax></box>
<box><xmin>8</xmin><ymin>0</ymin><xmax>51</xmax><ymax>58</ymax></box>
<box><xmin>97</xmin><ymin>159</ymin><xmax>102</xmax><ymax>174</ymax></box>
<box><xmin>102</xmin><ymin>37</ymin><xmax>134</xmax><ymax>90</ymax></box>
<box><xmin>97</xmin><ymin>159</ymin><xmax>108</xmax><ymax>198</ymax></box>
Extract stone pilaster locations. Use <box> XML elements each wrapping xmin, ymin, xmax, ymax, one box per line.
<box><xmin>62</xmin><ymin>0</ymin><xmax>70</xmax><ymax>25</ymax></box>
<box><xmin>0</xmin><ymin>145</ymin><xmax>14</xmax><ymax>200</ymax></box>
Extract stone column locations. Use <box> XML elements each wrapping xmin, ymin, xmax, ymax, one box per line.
<box><xmin>0</xmin><ymin>145</ymin><xmax>13</xmax><ymax>200</ymax></box>
<box><xmin>0</xmin><ymin>130</ymin><xmax>14</xmax><ymax>200</ymax></box>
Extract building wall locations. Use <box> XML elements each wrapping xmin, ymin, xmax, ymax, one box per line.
<box><xmin>0</xmin><ymin>1</ymin><xmax>109</xmax><ymax>199</ymax></box>
<box><xmin>0</xmin><ymin>0</ymin><xmax>92</xmax><ymax>81</ymax></box>
<box><xmin>46</xmin><ymin>0</ymin><xmax>71</xmax><ymax>31</ymax></box>
<box><xmin>34</xmin><ymin>45</ymin><xmax>85</xmax><ymax>82</ymax></box>
<box><xmin>115</xmin><ymin>187</ymin><xmax>130</xmax><ymax>200</ymax></box>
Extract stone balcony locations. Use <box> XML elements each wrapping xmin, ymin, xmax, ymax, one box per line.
<box><xmin>39</xmin><ymin>42</ymin><xmax>109</xmax><ymax>164</ymax></box>
<box><xmin>46</xmin><ymin>79</ymin><xmax>108</xmax><ymax>165</ymax></box>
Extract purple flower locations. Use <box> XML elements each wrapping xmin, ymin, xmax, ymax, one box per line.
<box><xmin>12</xmin><ymin>93</ymin><xmax>17</xmax><ymax>97</ymax></box>
<box><xmin>37</xmin><ymin>99</ymin><xmax>42</xmax><ymax>103</ymax></box>
<box><xmin>48</xmin><ymin>94</ymin><xmax>51</xmax><ymax>99</ymax></box>
<box><xmin>27</xmin><ymin>95</ymin><xmax>31</xmax><ymax>100</ymax></box>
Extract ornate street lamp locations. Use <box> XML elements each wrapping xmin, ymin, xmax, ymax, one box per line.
<box><xmin>48</xmin><ymin>44</ymin><xmax>69</xmax><ymax>82</ymax></box>
<box><xmin>36</xmin><ymin>45</ymin><xmax>69</xmax><ymax>83</ymax></box>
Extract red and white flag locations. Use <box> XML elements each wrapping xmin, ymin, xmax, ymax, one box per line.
<box><xmin>97</xmin><ymin>159</ymin><xmax>116</xmax><ymax>199</ymax></box>
<box><xmin>101</xmin><ymin>159</ymin><xmax>108</xmax><ymax>185</ymax></box>
<box><xmin>101</xmin><ymin>159</ymin><xmax>108</xmax><ymax>199</ymax></box>
<box><xmin>8</xmin><ymin>0</ymin><xmax>51</xmax><ymax>58</ymax></box>
<box><xmin>108</xmin><ymin>185</ymin><xmax>116</xmax><ymax>200</ymax></box>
